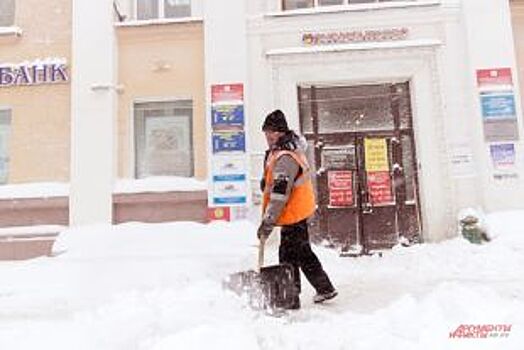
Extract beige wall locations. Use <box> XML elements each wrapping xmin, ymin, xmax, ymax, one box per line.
<box><xmin>0</xmin><ymin>0</ymin><xmax>71</xmax><ymax>183</ymax></box>
<box><xmin>116</xmin><ymin>21</ymin><xmax>207</xmax><ymax>180</ymax></box>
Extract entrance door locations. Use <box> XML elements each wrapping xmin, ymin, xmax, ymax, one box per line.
<box><xmin>298</xmin><ymin>82</ymin><xmax>422</xmax><ymax>253</ymax></box>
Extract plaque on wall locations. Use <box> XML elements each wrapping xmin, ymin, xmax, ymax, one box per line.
<box><xmin>321</xmin><ymin>146</ymin><xmax>355</xmax><ymax>170</ymax></box>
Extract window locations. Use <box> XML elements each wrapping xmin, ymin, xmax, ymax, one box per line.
<box><xmin>0</xmin><ymin>109</ymin><xmax>11</xmax><ymax>184</ymax></box>
<box><xmin>283</xmin><ymin>0</ymin><xmax>314</xmax><ymax>11</ymax></box>
<box><xmin>134</xmin><ymin>100</ymin><xmax>194</xmax><ymax>178</ymax></box>
<box><xmin>318</xmin><ymin>0</ymin><xmax>344</xmax><ymax>6</ymax></box>
<box><xmin>0</xmin><ymin>0</ymin><xmax>15</xmax><ymax>27</ymax></box>
<box><xmin>136</xmin><ymin>0</ymin><xmax>191</xmax><ymax>20</ymax></box>
<box><xmin>282</xmin><ymin>0</ymin><xmax>414</xmax><ymax>10</ymax></box>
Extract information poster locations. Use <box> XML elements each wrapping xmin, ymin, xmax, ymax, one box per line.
<box><xmin>211</xmin><ymin>104</ymin><xmax>244</xmax><ymax>128</ymax></box>
<box><xmin>476</xmin><ymin>68</ymin><xmax>519</xmax><ymax>142</ymax></box>
<box><xmin>366</xmin><ymin>171</ymin><xmax>393</xmax><ymax>205</ymax></box>
<box><xmin>364</xmin><ymin>138</ymin><xmax>389</xmax><ymax>172</ymax></box>
<box><xmin>209</xmin><ymin>83</ymin><xmax>249</xmax><ymax>207</ymax></box>
<box><xmin>212</xmin><ymin>131</ymin><xmax>246</xmax><ymax>153</ymax></box>
<box><xmin>491</xmin><ymin>143</ymin><xmax>519</xmax><ymax>179</ymax></box>
<box><xmin>449</xmin><ymin>143</ymin><xmax>475</xmax><ymax>178</ymax></box>
<box><xmin>476</xmin><ymin>68</ymin><xmax>513</xmax><ymax>88</ymax></box>
<box><xmin>328</xmin><ymin>170</ymin><xmax>353</xmax><ymax>207</ymax></box>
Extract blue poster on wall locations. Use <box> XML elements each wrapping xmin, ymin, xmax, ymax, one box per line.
<box><xmin>212</xmin><ymin>131</ymin><xmax>246</xmax><ymax>153</ymax></box>
<box><xmin>212</xmin><ymin>104</ymin><xmax>244</xmax><ymax>127</ymax></box>
<box><xmin>490</xmin><ymin>143</ymin><xmax>515</xmax><ymax>169</ymax></box>
<box><xmin>480</xmin><ymin>92</ymin><xmax>516</xmax><ymax>119</ymax></box>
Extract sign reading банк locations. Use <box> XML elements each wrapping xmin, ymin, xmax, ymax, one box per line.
<box><xmin>0</xmin><ymin>58</ymin><xmax>69</xmax><ymax>87</ymax></box>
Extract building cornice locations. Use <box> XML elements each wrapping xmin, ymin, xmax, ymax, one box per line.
<box><xmin>266</xmin><ymin>38</ymin><xmax>442</xmax><ymax>57</ymax></box>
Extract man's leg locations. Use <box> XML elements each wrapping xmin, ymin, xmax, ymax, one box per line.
<box><xmin>290</xmin><ymin>220</ymin><xmax>336</xmax><ymax>295</ymax></box>
<box><xmin>279</xmin><ymin>226</ymin><xmax>301</xmax><ymax>309</ymax></box>
<box><xmin>279</xmin><ymin>226</ymin><xmax>301</xmax><ymax>292</ymax></box>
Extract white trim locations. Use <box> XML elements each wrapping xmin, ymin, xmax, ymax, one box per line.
<box><xmin>132</xmin><ymin>95</ymin><xmax>194</xmax><ymax>104</ymax></box>
<box><xmin>0</xmin><ymin>26</ymin><xmax>22</xmax><ymax>37</ymax></box>
<box><xmin>114</xmin><ymin>16</ymin><xmax>203</xmax><ymax>27</ymax></box>
<box><xmin>159</xmin><ymin>0</ymin><xmax>165</xmax><ymax>19</ymax></box>
<box><xmin>266</xmin><ymin>0</ymin><xmax>441</xmax><ymax>18</ymax></box>
<box><xmin>266</xmin><ymin>38</ymin><xmax>442</xmax><ymax>56</ymax></box>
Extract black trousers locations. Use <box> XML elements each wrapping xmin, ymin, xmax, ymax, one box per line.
<box><xmin>279</xmin><ymin>219</ymin><xmax>335</xmax><ymax>295</ymax></box>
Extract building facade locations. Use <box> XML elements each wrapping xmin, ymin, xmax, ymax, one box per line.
<box><xmin>1</xmin><ymin>0</ymin><xmax>523</xmax><ymax>254</ymax></box>
<box><xmin>245</xmin><ymin>0</ymin><xmax>524</xmax><ymax>252</ymax></box>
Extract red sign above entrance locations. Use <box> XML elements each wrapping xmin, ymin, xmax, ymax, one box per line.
<box><xmin>328</xmin><ymin>170</ymin><xmax>353</xmax><ymax>207</ymax></box>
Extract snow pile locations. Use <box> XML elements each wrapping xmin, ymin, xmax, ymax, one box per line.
<box><xmin>0</xmin><ymin>177</ymin><xmax>207</xmax><ymax>200</ymax></box>
<box><xmin>0</xmin><ymin>182</ymin><xmax>69</xmax><ymax>199</ymax></box>
<box><xmin>0</xmin><ymin>211</ymin><xmax>522</xmax><ymax>349</ymax></box>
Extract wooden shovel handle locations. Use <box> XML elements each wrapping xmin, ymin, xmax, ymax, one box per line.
<box><xmin>258</xmin><ymin>236</ymin><xmax>266</xmax><ymax>272</ymax></box>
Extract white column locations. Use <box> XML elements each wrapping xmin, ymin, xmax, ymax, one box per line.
<box><xmin>462</xmin><ymin>0</ymin><xmax>524</xmax><ymax>211</ymax></box>
<box><xmin>70</xmin><ymin>0</ymin><xmax>116</xmax><ymax>225</ymax></box>
<box><xmin>204</xmin><ymin>0</ymin><xmax>251</xmax><ymax>213</ymax></box>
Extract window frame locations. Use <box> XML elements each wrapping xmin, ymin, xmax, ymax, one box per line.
<box><xmin>134</xmin><ymin>0</ymin><xmax>191</xmax><ymax>21</ymax></box>
<box><xmin>132</xmin><ymin>98</ymin><xmax>194</xmax><ymax>179</ymax></box>
<box><xmin>281</xmin><ymin>0</ymin><xmax>416</xmax><ymax>11</ymax></box>
<box><xmin>0</xmin><ymin>108</ymin><xmax>12</xmax><ymax>185</ymax></box>
<box><xmin>0</xmin><ymin>0</ymin><xmax>15</xmax><ymax>27</ymax></box>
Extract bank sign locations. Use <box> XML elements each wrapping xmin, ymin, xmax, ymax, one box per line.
<box><xmin>0</xmin><ymin>58</ymin><xmax>69</xmax><ymax>87</ymax></box>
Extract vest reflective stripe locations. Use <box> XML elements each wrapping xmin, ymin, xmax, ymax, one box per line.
<box><xmin>262</xmin><ymin>150</ymin><xmax>316</xmax><ymax>225</ymax></box>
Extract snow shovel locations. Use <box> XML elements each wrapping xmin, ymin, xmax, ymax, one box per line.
<box><xmin>223</xmin><ymin>235</ymin><xmax>299</xmax><ymax>311</ymax></box>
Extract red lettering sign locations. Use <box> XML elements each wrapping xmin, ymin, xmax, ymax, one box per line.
<box><xmin>211</xmin><ymin>83</ymin><xmax>244</xmax><ymax>103</ymax></box>
<box><xmin>328</xmin><ymin>170</ymin><xmax>353</xmax><ymax>207</ymax></box>
<box><xmin>476</xmin><ymin>68</ymin><xmax>513</xmax><ymax>87</ymax></box>
<box><xmin>366</xmin><ymin>171</ymin><xmax>393</xmax><ymax>205</ymax></box>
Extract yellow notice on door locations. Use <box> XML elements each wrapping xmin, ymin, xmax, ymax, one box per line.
<box><xmin>364</xmin><ymin>138</ymin><xmax>389</xmax><ymax>172</ymax></box>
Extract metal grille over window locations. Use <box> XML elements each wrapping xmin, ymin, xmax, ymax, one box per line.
<box><xmin>0</xmin><ymin>0</ymin><xmax>15</xmax><ymax>27</ymax></box>
<box><xmin>0</xmin><ymin>109</ymin><xmax>11</xmax><ymax>184</ymax></box>
<box><xmin>134</xmin><ymin>100</ymin><xmax>194</xmax><ymax>178</ymax></box>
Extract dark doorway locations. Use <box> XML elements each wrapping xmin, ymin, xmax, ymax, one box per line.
<box><xmin>298</xmin><ymin>82</ymin><xmax>422</xmax><ymax>254</ymax></box>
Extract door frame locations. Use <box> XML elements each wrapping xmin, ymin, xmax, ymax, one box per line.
<box><xmin>299</xmin><ymin>82</ymin><xmax>423</xmax><ymax>253</ymax></box>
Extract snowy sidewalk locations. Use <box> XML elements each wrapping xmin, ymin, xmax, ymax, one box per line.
<box><xmin>0</xmin><ymin>213</ymin><xmax>522</xmax><ymax>350</ymax></box>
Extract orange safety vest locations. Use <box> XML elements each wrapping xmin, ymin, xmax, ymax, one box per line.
<box><xmin>262</xmin><ymin>149</ymin><xmax>316</xmax><ymax>225</ymax></box>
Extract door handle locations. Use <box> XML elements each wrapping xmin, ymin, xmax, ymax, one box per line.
<box><xmin>361</xmin><ymin>190</ymin><xmax>373</xmax><ymax>214</ymax></box>
<box><xmin>392</xmin><ymin>163</ymin><xmax>403</xmax><ymax>175</ymax></box>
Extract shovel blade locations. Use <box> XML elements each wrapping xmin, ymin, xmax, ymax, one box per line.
<box><xmin>224</xmin><ymin>263</ymin><xmax>298</xmax><ymax>310</ymax></box>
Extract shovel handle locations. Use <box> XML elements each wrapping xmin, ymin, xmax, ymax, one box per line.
<box><xmin>258</xmin><ymin>236</ymin><xmax>266</xmax><ymax>272</ymax></box>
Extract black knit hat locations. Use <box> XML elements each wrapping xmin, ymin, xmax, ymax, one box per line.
<box><xmin>262</xmin><ymin>109</ymin><xmax>289</xmax><ymax>132</ymax></box>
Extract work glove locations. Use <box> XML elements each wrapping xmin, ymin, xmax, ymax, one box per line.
<box><xmin>257</xmin><ymin>220</ymin><xmax>273</xmax><ymax>240</ymax></box>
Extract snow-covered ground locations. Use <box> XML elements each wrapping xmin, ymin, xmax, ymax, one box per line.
<box><xmin>0</xmin><ymin>211</ymin><xmax>523</xmax><ymax>350</ymax></box>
